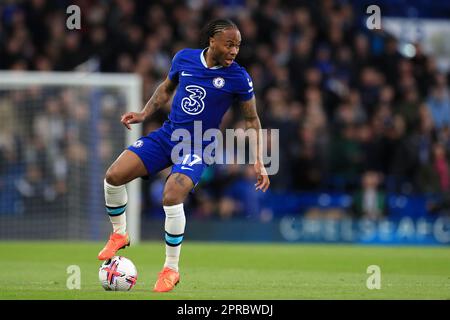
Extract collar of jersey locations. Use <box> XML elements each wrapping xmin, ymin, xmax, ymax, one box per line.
<box><xmin>201</xmin><ymin>48</ymin><xmax>223</xmax><ymax>70</ymax></box>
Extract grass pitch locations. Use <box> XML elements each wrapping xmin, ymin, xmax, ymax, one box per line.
<box><xmin>0</xmin><ymin>241</ymin><xmax>449</xmax><ymax>300</ymax></box>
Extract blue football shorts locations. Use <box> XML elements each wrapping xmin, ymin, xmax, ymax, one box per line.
<box><xmin>127</xmin><ymin>127</ymin><xmax>208</xmax><ymax>188</ymax></box>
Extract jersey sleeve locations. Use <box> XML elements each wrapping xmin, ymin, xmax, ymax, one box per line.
<box><xmin>235</xmin><ymin>69</ymin><xmax>255</xmax><ymax>102</ymax></box>
<box><xmin>168</xmin><ymin>49</ymin><xmax>185</xmax><ymax>83</ymax></box>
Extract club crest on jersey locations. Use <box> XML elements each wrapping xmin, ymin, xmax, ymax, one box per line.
<box><xmin>213</xmin><ymin>77</ymin><xmax>225</xmax><ymax>88</ymax></box>
<box><xmin>133</xmin><ymin>140</ymin><xmax>143</xmax><ymax>148</ymax></box>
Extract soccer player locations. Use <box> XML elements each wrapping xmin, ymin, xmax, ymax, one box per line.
<box><xmin>97</xmin><ymin>19</ymin><xmax>270</xmax><ymax>292</ymax></box>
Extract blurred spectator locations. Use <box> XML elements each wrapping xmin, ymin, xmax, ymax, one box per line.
<box><xmin>352</xmin><ymin>171</ymin><xmax>387</xmax><ymax>220</ymax></box>
<box><xmin>426</xmin><ymin>73</ymin><xmax>450</xmax><ymax>130</ymax></box>
<box><xmin>395</xmin><ymin>83</ymin><xmax>421</xmax><ymax>135</ymax></box>
<box><xmin>409</xmin><ymin>105</ymin><xmax>441</xmax><ymax>193</ymax></box>
<box><xmin>329</xmin><ymin>124</ymin><xmax>364</xmax><ymax>189</ymax></box>
<box><xmin>14</xmin><ymin>163</ymin><xmax>52</xmax><ymax>214</ymax></box>
<box><xmin>432</xmin><ymin>143</ymin><xmax>449</xmax><ymax>193</ymax></box>
<box><xmin>291</xmin><ymin>123</ymin><xmax>327</xmax><ymax>191</ymax></box>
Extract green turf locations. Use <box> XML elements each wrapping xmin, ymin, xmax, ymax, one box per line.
<box><xmin>0</xmin><ymin>241</ymin><xmax>449</xmax><ymax>299</ymax></box>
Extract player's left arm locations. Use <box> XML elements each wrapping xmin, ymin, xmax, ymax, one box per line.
<box><xmin>240</xmin><ymin>96</ymin><xmax>270</xmax><ymax>192</ymax></box>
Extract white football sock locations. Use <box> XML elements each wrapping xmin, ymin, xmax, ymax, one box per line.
<box><xmin>163</xmin><ymin>203</ymin><xmax>186</xmax><ymax>272</ymax></box>
<box><xmin>104</xmin><ymin>179</ymin><xmax>128</xmax><ymax>235</ymax></box>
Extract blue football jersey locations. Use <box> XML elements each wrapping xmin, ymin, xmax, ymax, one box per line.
<box><xmin>161</xmin><ymin>48</ymin><xmax>254</xmax><ymax>136</ymax></box>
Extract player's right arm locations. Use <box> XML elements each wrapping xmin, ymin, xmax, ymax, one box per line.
<box><xmin>120</xmin><ymin>76</ymin><xmax>178</xmax><ymax>130</ymax></box>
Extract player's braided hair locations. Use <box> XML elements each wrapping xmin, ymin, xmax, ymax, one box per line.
<box><xmin>200</xmin><ymin>19</ymin><xmax>238</xmax><ymax>47</ymax></box>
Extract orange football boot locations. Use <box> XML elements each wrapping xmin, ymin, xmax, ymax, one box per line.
<box><xmin>153</xmin><ymin>267</ymin><xmax>180</xmax><ymax>292</ymax></box>
<box><xmin>97</xmin><ymin>232</ymin><xmax>130</xmax><ymax>260</ymax></box>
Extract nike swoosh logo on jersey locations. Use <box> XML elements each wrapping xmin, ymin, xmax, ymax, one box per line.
<box><xmin>181</xmin><ymin>71</ymin><xmax>193</xmax><ymax>76</ymax></box>
<box><xmin>181</xmin><ymin>166</ymin><xmax>194</xmax><ymax>171</ymax></box>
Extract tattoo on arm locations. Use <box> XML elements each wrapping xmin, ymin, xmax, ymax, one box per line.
<box><xmin>240</xmin><ymin>97</ymin><xmax>263</xmax><ymax>163</ymax></box>
<box><xmin>142</xmin><ymin>77</ymin><xmax>177</xmax><ymax>119</ymax></box>
<box><xmin>240</xmin><ymin>97</ymin><xmax>260</xmax><ymax>129</ymax></box>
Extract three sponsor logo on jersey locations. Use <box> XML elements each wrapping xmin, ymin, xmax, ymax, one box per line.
<box><xmin>180</xmin><ymin>71</ymin><xmax>230</xmax><ymax>115</ymax></box>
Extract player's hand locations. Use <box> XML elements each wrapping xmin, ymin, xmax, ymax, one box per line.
<box><xmin>120</xmin><ymin>112</ymin><xmax>145</xmax><ymax>130</ymax></box>
<box><xmin>254</xmin><ymin>160</ymin><xmax>270</xmax><ymax>192</ymax></box>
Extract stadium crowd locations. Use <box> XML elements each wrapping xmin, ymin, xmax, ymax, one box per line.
<box><xmin>0</xmin><ymin>0</ymin><xmax>449</xmax><ymax>221</ymax></box>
